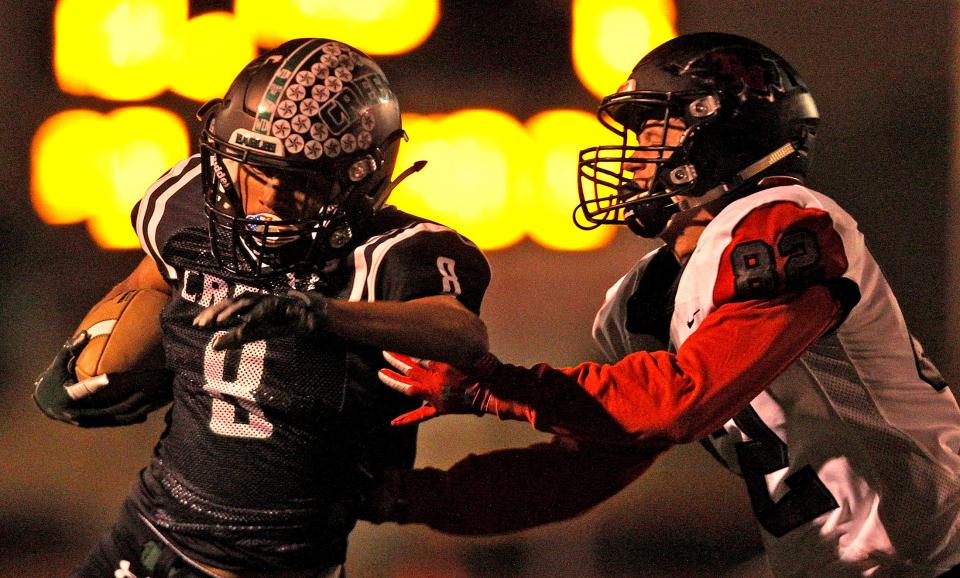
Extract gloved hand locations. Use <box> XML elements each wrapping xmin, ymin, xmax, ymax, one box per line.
<box><xmin>377</xmin><ymin>352</ymin><xmax>491</xmax><ymax>426</ymax></box>
<box><xmin>33</xmin><ymin>332</ymin><xmax>173</xmax><ymax>427</ymax></box>
<box><xmin>193</xmin><ymin>290</ymin><xmax>328</xmax><ymax>350</ymax></box>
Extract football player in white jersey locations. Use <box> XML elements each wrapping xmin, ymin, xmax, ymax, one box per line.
<box><xmin>375</xmin><ymin>32</ymin><xmax>960</xmax><ymax>577</ymax></box>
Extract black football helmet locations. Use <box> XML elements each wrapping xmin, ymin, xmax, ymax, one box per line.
<box><xmin>199</xmin><ymin>38</ymin><xmax>417</xmax><ymax>279</ymax></box>
<box><xmin>576</xmin><ymin>32</ymin><xmax>819</xmax><ymax>237</ymax></box>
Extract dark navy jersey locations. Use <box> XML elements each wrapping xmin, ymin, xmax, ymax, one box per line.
<box><xmin>130</xmin><ymin>155</ymin><xmax>491</xmax><ymax>570</ymax></box>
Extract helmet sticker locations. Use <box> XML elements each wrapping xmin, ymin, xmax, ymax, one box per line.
<box><xmin>360</xmin><ymin>111</ymin><xmax>375</xmax><ymax>131</ymax></box>
<box><xmin>286</xmin><ymin>84</ymin><xmax>307</xmax><ymax>101</ymax></box>
<box><xmin>324</xmin><ymin>138</ymin><xmax>342</xmax><ymax>157</ymax></box>
<box><xmin>310</xmin><ymin>123</ymin><xmax>329</xmax><ymax>141</ymax></box>
<box><xmin>253</xmin><ymin>38</ymin><xmax>328</xmax><ymax>136</ymax></box>
<box><xmin>272</xmin><ymin>119</ymin><xmax>291</xmax><ymax>138</ymax></box>
<box><xmin>304</xmin><ymin>140</ymin><xmax>324</xmax><ymax>160</ymax></box>
<box><xmin>341</xmin><ymin>133</ymin><xmax>357</xmax><ymax>153</ymax></box>
<box><xmin>291</xmin><ymin>114</ymin><xmax>312</xmax><ymax>134</ymax></box>
<box><xmin>321</xmin><ymin>54</ymin><xmax>339</xmax><ymax>68</ymax></box>
<box><xmin>231</xmin><ymin>129</ymin><xmax>285</xmax><ymax>157</ymax></box>
<box><xmin>300</xmin><ymin>98</ymin><xmax>320</xmax><ymax>117</ymax></box>
<box><xmin>252</xmin><ymin>40</ymin><xmax>389</xmax><ymax>161</ymax></box>
<box><xmin>277</xmin><ymin>100</ymin><xmax>297</xmax><ymax>118</ymax></box>
<box><xmin>295</xmin><ymin>70</ymin><xmax>316</xmax><ymax>86</ymax></box>
<box><xmin>284</xmin><ymin>134</ymin><xmax>305</xmax><ymax>153</ymax></box>
<box><xmin>325</xmin><ymin>76</ymin><xmax>344</xmax><ymax>93</ymax></box>
<box><xmin>357</xmin><ymin>131</ymin><xmax>372</xmax><ymax>149</ymax></box>
<box><xmin>312</xmin><ymin>85</ymin><xmax>332</xmax><ymax>102</ymax></box>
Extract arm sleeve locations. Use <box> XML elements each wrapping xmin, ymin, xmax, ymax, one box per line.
<box><xmin>479</xmin><ymin>197</ymin><xmax>856</xmax><ymax>445</ymax></box>
<box><xmin>378</xmin><ymin>436</ymin><xmax>663</xmax><ymax>535</ymax></box>
<box><xmin>373</xmin><ymin>227</ymin><xmax>491</xmax><ymax>313</ymax></box>
<box><xmin>482</xmin><ymin>284</ymin><xmax>843</xmax><ymax>446</ymax></box>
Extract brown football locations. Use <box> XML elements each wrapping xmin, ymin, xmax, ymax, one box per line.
<box><xmin>73</xmin><ymin>288</ymin><xmax>168</xmax><ymax>381</ymax></box>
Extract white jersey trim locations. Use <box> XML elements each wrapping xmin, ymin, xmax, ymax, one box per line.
<box><xmin>348</xmin><ymin>222</ymin><xmax>478</xmax><ymax>303</ymax></box>
<box><xmin>134</xmin><ymin>155</ymin><xmax>201</xmax><ymax>281</ymax></box>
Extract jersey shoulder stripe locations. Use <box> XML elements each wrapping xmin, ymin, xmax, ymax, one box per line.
<box><xmin>133</xmin><ymin>155</ymin><xmax>203</xmax><ymax>281</ymax></box>
<box><xmin>348</xmin><ymin>220</ymin><xmax>488</xmax><ymax>303</ymax></box>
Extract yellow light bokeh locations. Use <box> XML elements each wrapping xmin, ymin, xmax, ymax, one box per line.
<box><xmin>572</xmin><ymin>0</ymin><xmax>677</xmax><ymax>98</ymax></box>
<box><xmin>391</xmin><ymin>111</ymin><xmax>531</xmax><ymax>250</ymax></box>
<box><xmin>41</xmin><ymin>1</ymin><xmax>680</xmax><ymax>252</ymax></box>
<box><xmin>32</xmin><ymin>110</ymin><xmax>113</xmax><ymax>225</ymax></box>
<box><xmin>169</xmin><ymin>12</ymin><xmax>257</xmax><ymax>103</ymax></box>
<box><xmin>525</xmin><ymin>110</ymin><xmax>617</xmax><ymax>251</ymax></box>
<box><xmin>33</xmin><ymin>107</ymin><xmax>622</xmax><ymax>252</ymax></box>
<box><xmin>31</xmin><ymin>108</ymin><xmax>189</xmax><ymax>249</ymax></box>
<box><xmin>55</xmin><ymin>0</ymin><xmax>186</xmax><ymax>100</ymax></box>
<box><xmin>235</xmin><ymin>0</ymin><xmax>439</xmax><ymax>55</ymax></box>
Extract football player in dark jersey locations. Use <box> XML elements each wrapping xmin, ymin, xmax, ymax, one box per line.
<box><xmin>373</xmin><ymin>33</ymin><xmax>960</xmax><ymax>577</ymax></box>
<box><xmin>35</xmin><ymin>38</ymin><xmax>492</xmax><ymax>577</ymax></box>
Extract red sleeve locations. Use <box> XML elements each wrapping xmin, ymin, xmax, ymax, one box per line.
<box><xmin>372</xmin><ymin>436</ymin><xmax>661</xmax><ymax>535</ymax></box>
<box><xmin>483</xmin><ymin>284</ymin><xmax>843</xmax><ymax>446</ymax></box>
<box><xmin>713</xmin><ymin>201</ymin><xmax>849</xmax><ymax>304</ymax></box>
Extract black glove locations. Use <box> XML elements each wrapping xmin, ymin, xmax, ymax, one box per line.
<box><xmin>33</xmin><ymin>332</ymin><xmax>173</xmax><ymax>428</ymax></box>
<box><xmin>193</xmin><ymin>290</ymin><xmax>329</xmax><ymax>350</ymax></box>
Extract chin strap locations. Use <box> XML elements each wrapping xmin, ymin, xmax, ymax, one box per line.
<box><xmin>674</xmin><ymin>141</ymin><xmax>798</xmax><ymax>213</ymax></box>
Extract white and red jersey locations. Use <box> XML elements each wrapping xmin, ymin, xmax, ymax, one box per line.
<box><xmin>591</xmin><ymin>184</ymin><xmax>960</xmax><ymax>577</ymax></box>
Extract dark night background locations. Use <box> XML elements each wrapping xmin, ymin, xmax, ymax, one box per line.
<box><xmin>0</xmin><ymin>1</ymin><xmax>954</xmax><ymax>576</ymax></box>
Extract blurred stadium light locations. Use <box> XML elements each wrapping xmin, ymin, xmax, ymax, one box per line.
<box><xmin>31</xmin><ymin>107</ymin><xmax>189</xmax><ymax>248</ymax></box>
<box><xmin>572</xmin><ymin>0</ymin><xmax>676</xmax><ymax>98</ymax></box>
<box><xmin>37</xmin><ymin>0</ymin><xmax>675</xmax><ymax>251</ymax></box>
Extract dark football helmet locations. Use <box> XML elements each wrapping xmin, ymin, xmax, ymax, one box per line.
<box><xmin>576</xmin><ymin>32</ymin><xmax>819</xmax><ymax>237</ymax></box>
<box><xmin>199</xmin><ymin>38</ymin><xmax>417</xmax><ymax>279</ymax></box>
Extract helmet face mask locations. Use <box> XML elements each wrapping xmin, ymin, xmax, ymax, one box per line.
<box><xmin>576</xmin><ymin>32</ymin><xmax>819</xmax><ymax>238</ymax></box>
<box><xmin>579</xmin><ymin>89</ymin><xmax>711</xmax><ymax>236</ymax></box>
<box><xmin>198</xmin><ymin>38</ymin><xmax>405</xmax><ymax>280</ymax></box>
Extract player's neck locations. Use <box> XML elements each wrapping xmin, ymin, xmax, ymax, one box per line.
<box><xmin>661</xmin><ymin>207</ymin><xmax>714</xmax><ymax>263</ymax></box>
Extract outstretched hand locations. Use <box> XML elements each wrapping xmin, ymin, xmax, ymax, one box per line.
<box><xmin>193</xmin><ymin>291</ymin><xmax>328</xmax><ymax>350</ymax></box>
<box><xmin>378</xmin><ymin>352</ymin><xmax>490</xmax><ymax>426</ymax></box>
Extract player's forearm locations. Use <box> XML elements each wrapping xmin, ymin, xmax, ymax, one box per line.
<box><xmin>325</xmin><ymin>295</ymin><xmax>489</xmax><ymax>368</ymax></box>
<box><xmin>366</xmin><ymin>437</ymin><xmax>661</xmax><ymax>535</ymax></box>
<box><xmin>480</xmin><ymin>285</ymin><xmax>842</xmax><ymax>445</ymax></box>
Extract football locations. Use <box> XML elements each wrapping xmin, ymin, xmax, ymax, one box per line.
<box><xmin>72</xmin><ymin>288</ymin><xmax>168</xmax><ymax>383</ymax></box>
